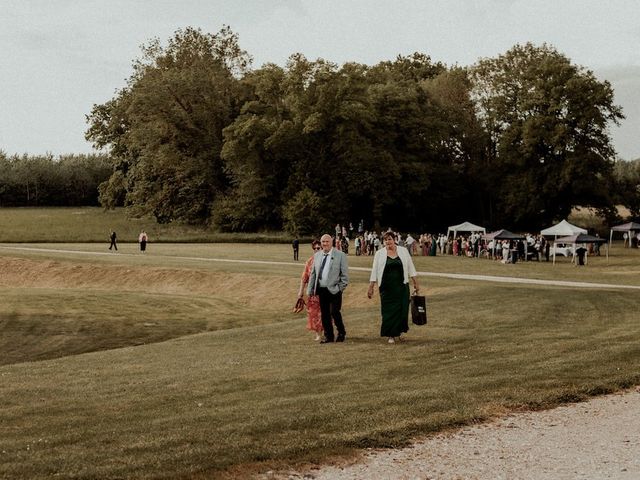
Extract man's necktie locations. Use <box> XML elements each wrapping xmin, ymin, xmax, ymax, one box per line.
<box><xmin>317</xmin><ymin>253</ymin><xmax>329</xmax><ymax>281</ymax></box>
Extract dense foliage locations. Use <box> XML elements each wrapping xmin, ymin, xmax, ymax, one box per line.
<box><xmin>470</xmin><ymin>43</ymin><xmax>624</xmax><ymax>229</ymax></box>
<box><xmin>86</xmin><ymin>27</ymin><xmax>630</xmax><ymax>233</ymax></box>
<box><xmin>0</xmin><ymin>153</ymin><xmax>111</xmax><ymax>207</ymax></box>
<box><xmin>85</xmin><ymin>26</ymin><xmax>249</xmax><ymax>224</ymax></box>
<box><xmin>613</xmin><ymin>157</ymin><xmax>640</xmax><ymax>217</ymax></box>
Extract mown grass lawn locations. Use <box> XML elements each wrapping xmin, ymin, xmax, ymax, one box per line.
<box><xmin>0</xmin><ymin>207</ymin><xmax>293</xmax><ymax>243</ymax></box>
<box><xmin>1</xmin><ymin>244</ymin><xmax>639</xmax><ymax>479</ymax></box>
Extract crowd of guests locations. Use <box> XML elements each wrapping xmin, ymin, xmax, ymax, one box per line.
<box><xmin>291</xmin><ymin>221</ymin><xmax>613</xmax><ymax>344</ymax></box>
<box><xmin>622</xmin><ymin>232</ymin><xmax>640</xmax><ymax>248</ymax></box>
<box><xmin>312</xmin><ymin>224</ymin><xmax>604</xmax><ymax>264</ymax></box>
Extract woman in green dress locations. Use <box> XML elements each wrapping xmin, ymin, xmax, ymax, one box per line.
<box><xmin>367</xmin><ymin>231</ymin><xmax>421</xmax><ymax>343</ymax></box>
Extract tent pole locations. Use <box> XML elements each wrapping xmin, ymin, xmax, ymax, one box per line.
<box><xmin>585</xmin><ymin>243</ymin><xmax>588</xmax><ymax>265</ymax></box>
<box><xmin>609</xmin><ymin>229</ymin><xmax>613</xmax><ymax>248</ymax></box>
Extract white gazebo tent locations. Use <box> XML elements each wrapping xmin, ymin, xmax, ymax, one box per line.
<box><xmin>540</xmin><ymin>219</ymin><xmax>588</xmax><ymax>264</ymax></box>
<box><xmin>447</xmin><ymin>221</ymin><xmax>486</xmax><ymax>239</ymax></box>
<box><xmin>609</xmin><ymin>222</ymin><xmax>640</xmax><ymax>248</ymax></box>
<box><xmin>540</xmin><ymin>219</ymin><xmax>587</xmax><ymax>237</ymax></box>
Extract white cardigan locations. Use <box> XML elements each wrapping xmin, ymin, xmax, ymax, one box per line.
<box><xmin>369</xmin><ymin>246</ymin><xmax>417</xmax><ymax>285</ymax></box>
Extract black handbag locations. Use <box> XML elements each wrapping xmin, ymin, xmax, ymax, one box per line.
<box><xmin>411</xmin><ymin>294</ymin><xmax>427</xmax><ymax>325</ymax></box>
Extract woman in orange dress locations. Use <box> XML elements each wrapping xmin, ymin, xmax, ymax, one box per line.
<box><xmin>297</xmin><ymin>240</ymin><xmax>323</xmax><ymax>341</ymax></box>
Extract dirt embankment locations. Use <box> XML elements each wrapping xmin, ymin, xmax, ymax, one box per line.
<box><xmin>0</xmin><ymin>256</ymin><xmax>301</xmax><ymax>308</ymax></box>
<box><xmin>0</xmin><ymin>255</ymin><xmax>468</xmax><ymax>310</ymax></box>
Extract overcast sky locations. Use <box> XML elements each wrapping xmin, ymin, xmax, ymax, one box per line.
<box><xmin>1</xmin><ymin>0</ymin><xmax>639</xmax><ymax>159</ymax></box>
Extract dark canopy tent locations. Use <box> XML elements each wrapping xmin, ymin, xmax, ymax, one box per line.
<box><xmin>483</xmin><ymin>229</ymin><xmax>525</xmax><ymax>240</ymax></box>
<box><xmin>554</xmin><ymin>233</ymin><xmax>609</xmax><ymax>264</ymax></box>
<box><xmin>482</xmin><ymin>229</ymin><xmax>526</xmax><ymax>260</ymax></box>
<box><xmin>609</xmin><ymin>222</ymin><xmax>640</xmax><ymax>248</ymax></box>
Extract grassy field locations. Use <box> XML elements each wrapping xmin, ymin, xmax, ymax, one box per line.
<box><xmin>1</xmin><ymin>242</ymin><xmax>640</xmax><ymax>479</ymax></box>
<box><xmin>0</xmin><ymin>207</ymin><xmax>294</xmax><ymax>243</ymax></box>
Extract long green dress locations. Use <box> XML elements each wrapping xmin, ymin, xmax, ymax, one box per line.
<box><xmin>379</xmin><ymin>256</ymin><xmax>410</xmax><ymax>337</ymax></box>
<box><xmin>429</xmin><ymin>239</ymin><xmax>437</xmax><ymax>256</ymax></box>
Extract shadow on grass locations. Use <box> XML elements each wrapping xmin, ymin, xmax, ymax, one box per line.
<box><xmin>321</xmin><ymin>335</ymin><xmax>432</xmax><ymax>346</ymax></box>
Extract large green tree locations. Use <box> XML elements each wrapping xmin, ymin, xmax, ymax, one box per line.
<box><xmin>423</xmin><ymin>68</ymin><xmax>492</xmax><ymax>225</ymax></box>
<box><xmin>366</xmin><ymin>57</ymin><xmax>481</xmax><ymax>231</ymax></box>
<box><xmin>219</xmin><ymin>52</ymin><xmax>477</xmax><ymax>233</ymax></box>
<box><xmin>470</xmin><ymin>43</ymin><xmax>624</xmax><ymax>229</ymax></box>
<box><xmin>218</xmin><ymin>54</ymin><xmax>396</xmax><ymax>232</ymax></box>
<box><xmin>86</xmin><ymin>29</ymin><xmax>625</xmax><ymax>233</ymax></box>
<box><xmin>86</xmin><ymin>26</ymin><xmax>250</xmax><ymax>223</ymax></box>
<box><xmin>215</xmin><ymin>59</ymin><xmax>311</xmax><ymax>231</ymax></box>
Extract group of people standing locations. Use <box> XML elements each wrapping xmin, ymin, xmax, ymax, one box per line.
<box><xmin>350</xmin><ymin>231</ymin><xmax>438</xmax><ymax>257</ymax></box>
<box><xmin>296</xmin><ymin>231</ymin><xmax>420</xmax><ymax>344</ymax></box>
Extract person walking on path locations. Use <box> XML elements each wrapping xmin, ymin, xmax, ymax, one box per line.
<box><xmin>368</xmin><ymin>231</ymin><xmax>420</xmax><ymax>344</ymax></box>
<box><xmin>138</xmin><ymin>231</ymin><xmax>148</xmax><ymax>252</ymax></box>
<box><xmin>108</xmin><ymin>231</ymin><xmax>118</xmax><ymax>251</ymax></box>
<box><xmin>292</xmin><ymin>237</ymin><xmax>300</xmax><ymax>261</ymax></box>
<box><xmin>308</xmin><ymin>234</ymin><xmax>349</xmax><ymax>343</ymax></box>
<box><xmin>297</xmin><ymin>240</ymin><xmax>323</xmax><ymax>341</ymax></box>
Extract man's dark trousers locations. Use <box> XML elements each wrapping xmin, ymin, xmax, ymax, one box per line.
<box><xmin>317</xmin><ymin>286</ymin><xmax>345</xmax><ymax>341</ymax></box>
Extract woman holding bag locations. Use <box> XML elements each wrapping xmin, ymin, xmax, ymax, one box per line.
<box><xmin>367</xmin><ymin>231</ymin><xmax>420</xmax><ymax>343</ymax></box>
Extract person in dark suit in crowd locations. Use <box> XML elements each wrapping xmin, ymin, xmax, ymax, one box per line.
<box><xmin>307</xmin><ymin>234</ymin><xmax>349</xmax><ymax>343</ymax></box>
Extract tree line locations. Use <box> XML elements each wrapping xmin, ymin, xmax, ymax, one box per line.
<box><xmin>85</xmin><ymin>26</ymin><xmax>635</xmax><ymax>233</ymax></box>
<box><xmin>0</xmin><ymin>152</ymin><xmax>111</xmax><ymax>207</ymax></box>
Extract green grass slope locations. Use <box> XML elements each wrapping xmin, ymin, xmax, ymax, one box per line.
<box><xmin>1</xmin><ymin>247</ymin><xmax>640</xmax><ymax>478</ymax></box>
<box><xmin>0</xmin><ymin>207</ymin><xmax>293</xmax><ymax>243</ymax></box>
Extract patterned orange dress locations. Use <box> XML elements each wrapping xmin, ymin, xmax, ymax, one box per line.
<box><xmin>301</xmin><ymin>255</ymin><xmax>323</xmax><ymax>333</ymax></box>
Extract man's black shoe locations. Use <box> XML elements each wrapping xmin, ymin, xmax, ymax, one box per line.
<box><xmin>320</xmin><ymin>338</ymin><xmax>334</xmax><ymax>344</ymax></box>
<box><xmin>336</xmin><ymin>335</ymin><xmax>345</xmax><ymax>342</ymax></box>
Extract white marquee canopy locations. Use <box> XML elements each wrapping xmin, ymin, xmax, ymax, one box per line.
<box><xmin>540</xmin><ymin>219</ymin><xmax>587</xmax><ymax>237</ymax></box>
<box><xmin>447</xmin><ymin>221</ymin><xmax>486</xmax><ymax>238</ymax></box>
<box><xmin>541</xmin><ymin>220</ymin><xmax>588</xmax><ymax>265</ymax></box>
<box><xmin>609</xmin><ymin>221</ymin><xmax>640</xmax><ymax>247</ymax></box>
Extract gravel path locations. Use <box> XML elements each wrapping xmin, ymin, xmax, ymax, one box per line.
<box><xmin>261</xmin><ymin>389</ymin><xmax>640</xmax><ymax>480</ymax></box>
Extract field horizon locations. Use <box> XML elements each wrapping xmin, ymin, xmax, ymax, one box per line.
<box><xmin>0</xmin><ymin>206</ymin><xmax>636</xmax><ymax>244</ymax></box>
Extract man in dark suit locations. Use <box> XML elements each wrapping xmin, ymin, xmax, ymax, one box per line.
<box><xmin>109</xmin><ymin>230</ymin><xmax>118</xmax><ymax>251</ymax></box>
<box><xmin>308</xmin><ymin>233</ymin><xmax>349</xmax><ymax>343</ymax></box>
<box><xmin>292</xmin><ymin>237</ymin><xmax>300</xmax><ymax>261</ymax></box>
